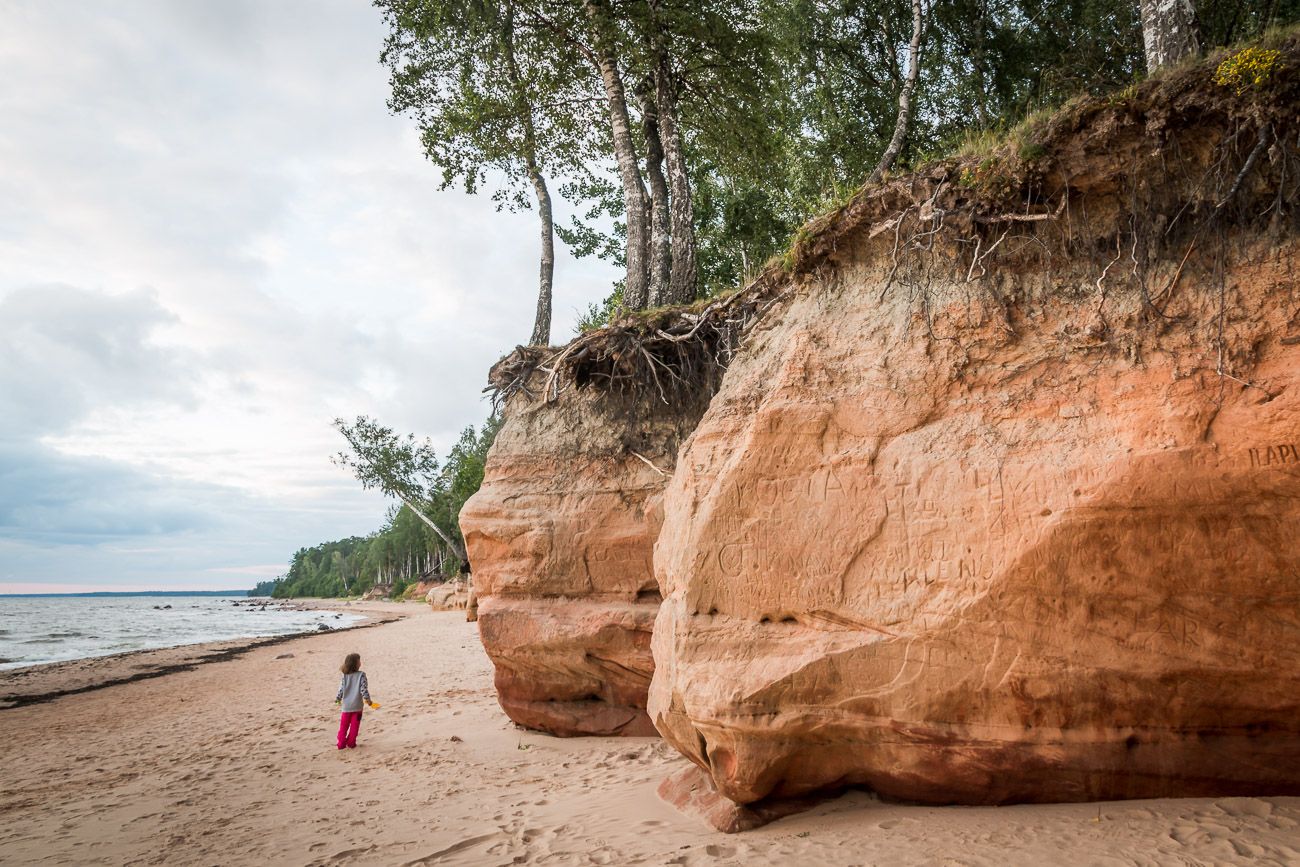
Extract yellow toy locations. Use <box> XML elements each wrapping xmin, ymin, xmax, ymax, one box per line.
<box><xmin>367</xmin><ymin>701</ymin><xmax>381</xmax><ymax>710</ymax></box>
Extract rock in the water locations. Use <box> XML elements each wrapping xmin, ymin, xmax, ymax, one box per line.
<box><xmin>315</xmin><ymin>623</ymin><xmax>330</xmax><ymax>632</ymax></box>
<box><xmin>650</xmin><ymin>232</ymin><xmax>1300</xmax><ymax>805</ymax></box>
<box><xmin>460</xmin><ymin>358</ymin><xmax>706</xmax><ymax>737</ymax></box>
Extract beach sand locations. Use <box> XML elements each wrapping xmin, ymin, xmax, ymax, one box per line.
<box><xmin>1</xmin><ymin>604</ymin><xmax>1296</xmax><ymax>866</ymax></box>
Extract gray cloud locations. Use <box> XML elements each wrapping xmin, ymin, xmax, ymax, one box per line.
<box><xmin>0</xmin><ymin>284</ymin><xmax>199</xmax><ymax>438</ymax></box>
<box><xmin>0</xmin><ymin>442</ymin><xmax>214</xmax><ymax>543</ymax></box>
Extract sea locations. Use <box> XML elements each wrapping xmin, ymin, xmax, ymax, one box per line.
<box><xmin>0</xmin><ymin>593</ymin><xmax>363</xmax><ymax>670</ymax></box>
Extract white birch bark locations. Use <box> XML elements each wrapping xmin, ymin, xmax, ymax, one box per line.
<box><xmin>870</xmin><ymin>0</ymin><xmax>926</xmax><ymax>184</ymax></box>
<box><xmin>398</xmin><ymin>493</ymin><xmax>467</xmax><ymax>564</ymax></box>
<box><xmin>1140</xmin><ymin>0</ymin><xmax>1200</xmax><ymax>72</ymax></box>
<box><xmin>656</xmin><ymin>53</ymin><xmax>697</xmax><ymax>305</ymax></box>
<box><xmin>639</xmin><ymin>83</ymin><xmax>671</xmax><ymax>307</ymax></box>
<box><xmin>583</xmin><ymin>0</ymin><xmax>650</xmax><ymax>310</ymax></box>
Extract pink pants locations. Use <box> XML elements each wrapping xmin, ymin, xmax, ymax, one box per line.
<box><xmin>337</xmin><ymin>710</ymin><xmax>362</xmax><ymax>749</ymax></box>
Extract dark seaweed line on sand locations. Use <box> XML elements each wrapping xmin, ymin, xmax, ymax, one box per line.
<box><xmin>0</xmin><ymin>615</ymin><xmax>402</xmax><ymax>710</ymax></box>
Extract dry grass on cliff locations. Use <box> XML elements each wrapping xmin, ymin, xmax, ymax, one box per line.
<box><xmin>490</xmin><ymin>31</ymin><xmax>1300</xmax><ymax>408</ymax></box>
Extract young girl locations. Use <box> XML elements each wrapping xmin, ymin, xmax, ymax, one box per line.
<box><xmin>334</xmin><ymin>652</ymin><xmax>377</xmax><ymax>749</ymax></box>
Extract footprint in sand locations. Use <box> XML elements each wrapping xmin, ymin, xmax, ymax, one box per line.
<box><xmin>1229</xmin><ymin>838</ymin><xmax>1266</xmax><ymax>858</ymax></box>
<box><xmin>1215</xmin><ymin>797</ymin><xmax>1273</xmax><ymax>819</ymax></box>
<box><xmin>877</xmin><ymin>817</ymin><xmax>918</xmax><ymax>830</ymax></box>
<box><xmin>1170</xmin><ymin>824</ymin><xmax>1211</xmax><ymax>846</ymax></box>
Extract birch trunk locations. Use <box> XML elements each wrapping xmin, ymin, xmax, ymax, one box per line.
<box><xmin>1140</xmin><ymin>0</ymin><xmax>1200</xmax><ymax>72</ymax></box>
<box><xmin>583</xmin><ymin>0</ymin><xmax>650</xmax><ymax>310</ymax></box>
<box><xmin>656</xmin><ymin>53</ymin><xmax>697</xmax><ymax>305</ymax></box>
<box><xmin>398</xmin><ymin>494</ymin><xmax>467</xmax><ymax>563</ymax></box>
<box><xmin>639</xmin><ymin>83</ymin><xmax>671</xmax><ymax>307</ymax></box>
<box><xmin>869</xmin><ymin>0</ymin><xmax>926</xmax><ymax>184</ymax></box>
<box><xmin>527</xmin><ymin>166</ymin><xmax>555</xmax><ymax>345</ymax></box>
<box><xmin>500</xmin><ymin>3</ymin><xmax>554</xmax><ymax>346</ymax></box>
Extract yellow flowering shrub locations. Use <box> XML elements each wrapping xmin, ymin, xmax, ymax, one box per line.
<box><xmin>1214</xmin><ymin>47</ymin><xmax>1282</xmax><ymax>95</ymax></box>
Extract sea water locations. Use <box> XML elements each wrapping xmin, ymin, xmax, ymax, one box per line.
<box><xmin>0</xmin><ymin>594</ymin><xmax>363</xmax><ymax>670</ymax></box>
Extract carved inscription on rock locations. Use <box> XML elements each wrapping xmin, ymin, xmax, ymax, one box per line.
<box><xmin>1248</xmin><ymin>443</ymin><xmax>1300</xmax><ymax>468</ymax></box>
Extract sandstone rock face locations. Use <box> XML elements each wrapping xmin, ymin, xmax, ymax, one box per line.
<box><xmin>359</xmin><ymin>584</ymin><xmax>393</xmax><ymax>602</ymax></box>
<box><xmin>656</xmin><ymin>766</ymin><xmax>829</xmax><ymax>833</ymax></box>
<box><xmin>461</xmin><ymin>384</ymin><xmax>705</xmax><ymax>736</ymax></box>
<box><xmin>426</xmin><ymin>581</ymin><xmax>469</xmax><ymax>611</ymax></box>
<box><xmin>650</xmin><ymin>240</ymin><xmax>1300</xmax><ymax>805</ymax></box>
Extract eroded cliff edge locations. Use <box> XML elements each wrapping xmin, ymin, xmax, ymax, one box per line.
<box><xmin>650</xmin><ymin>41</ymin><xmax>1300</xmax><ymax>805</ymax></box>
<box><xmin>460</xmin><ymin>357</ymin><xmax>710</xmax><ymax>736</ymax></box>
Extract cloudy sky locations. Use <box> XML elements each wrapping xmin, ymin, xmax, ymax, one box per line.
<box><xmin>0</xmin><ymin>0</ymin><xmax>617</xmax><ymax>593</ymax></box>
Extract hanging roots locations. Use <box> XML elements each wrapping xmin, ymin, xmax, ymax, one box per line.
<box><xmin>487</xmin><ymin>276</ymin><xmax>791</xmax><ymax>409</ymax></box>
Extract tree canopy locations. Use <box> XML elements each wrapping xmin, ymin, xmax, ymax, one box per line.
<box><xmin>381</xmin><ymin>0</ymin><xmax>1299</xmax><ymax>330</ymax></box>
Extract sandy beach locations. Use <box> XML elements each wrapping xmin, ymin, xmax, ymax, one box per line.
<box><xmin>1</xmin><ymin>603</ymin><xmax>1296</xmax><ymax>866</ymax></box>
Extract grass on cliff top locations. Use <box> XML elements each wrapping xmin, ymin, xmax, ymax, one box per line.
<box><xmin>945</xmin><ymin>23</ymin><xmax>1299</xmax><ymax>168</ymax></box>
<box><xmin>767</xmin><ymin>25</ymin><xmax>1299</xmax><ymax>282</ymax></box>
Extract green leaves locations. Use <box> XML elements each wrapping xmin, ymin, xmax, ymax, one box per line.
<box><xmin>332</xmin><ymin>415</ymin><xmax>441</xmax><ymax>510</ymax></box>
<box><xmin>331</xmin><ymin>414</ymin><xmax>500</xmax><ymax>563</ymax></box>
<box><xmin>378</xmin><ymin>0</ymin><xmax>601</xmax><ymax>209</ymax></box>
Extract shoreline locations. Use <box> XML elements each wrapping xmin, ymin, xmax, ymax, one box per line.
<box><xmin>0</xmin><ymin>606</ymin><xmax>1295</xmax><ymax>865</ymax></box>
<box><xmin>0</xmin><ymin>599</ymin><xmax>409</xmax><ymax>710</ymax></box>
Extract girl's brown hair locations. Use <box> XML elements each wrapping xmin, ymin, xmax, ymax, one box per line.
<box><xmin>341</xmin><ymin>652</ymin><xmax>361</xmax><ymax>675</ymax></box>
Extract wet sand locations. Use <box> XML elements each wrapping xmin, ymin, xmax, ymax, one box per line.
<box><xmin>0</xmin><ymin>605</ymin><xmax>1296</xmax><ymax>865</ymax></box>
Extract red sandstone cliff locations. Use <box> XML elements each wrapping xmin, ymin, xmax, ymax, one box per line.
<box><xmin>650</xmin><ymin>238</ymin><xmax>1300</xmax><ymax>805</ymax></box>
<box><xmin>460</xmin><ymin>363</ymin><xmax>707</xmax><ymax>736</ymax></box>
<box><xmin>465</xmin><ymin>39</ymin><xmax>1300</xmax><ymax>810</ymax></box>
<box><xmin>649</xmin><ymin>43</ymin><xmax>1300</xmax><ymax>806</ymax></box>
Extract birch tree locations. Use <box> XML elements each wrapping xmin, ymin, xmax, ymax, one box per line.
<box><xmin>583</xmin><ymin>0</ymin><xmax>653</xmax><ymax>310</ymax></box>
<box><xmin>638</xmin><ymin>78</ymin><xmax>672</xmax><ymax>306</ymax></box>
<box><xmin>870</xmin><ymin>0</ymin><xmax>928</xmax><ymax>182</ymax></box>
<box><xmin>654</xmin><ymin>54</ymin><xmax>696</xmax><ymax>303</ymax></box>
<box><xmin>332</xmin><ymin>416</ymin><xmax>468</xmax><ymax>563</ymax></box>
